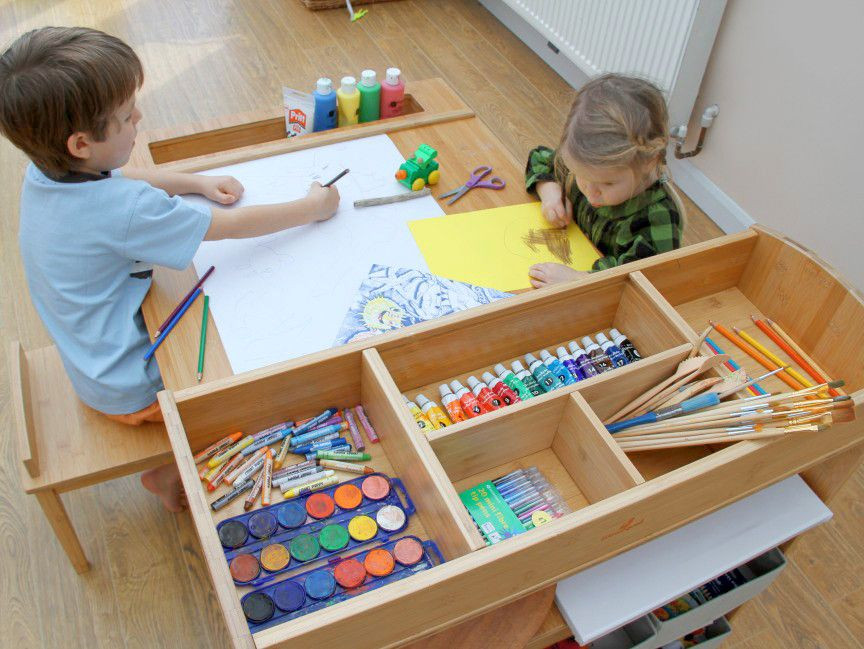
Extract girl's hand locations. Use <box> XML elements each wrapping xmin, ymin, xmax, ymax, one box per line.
<box><xmin>536</xmin><ymin>181</ymin><xmax>572</xmax><ymax>228</ymax></box>
<box><xmin>200</xmin><ymin>175</ymin><xmax>245</xmax><ymax>205</ymax></box>
<box><xmin>305</xmin><ymin>182</ymin><xmax>340</xmax><ymax>222</ymax></box>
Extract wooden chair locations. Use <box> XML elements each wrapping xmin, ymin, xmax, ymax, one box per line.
<box><xmin>8</xmin><ymin>341</ymin><xmax>173</xmax><ymax>573</ymax></box>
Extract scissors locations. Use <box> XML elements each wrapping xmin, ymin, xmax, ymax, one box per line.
<box><xmin>439</xmin><ymin>165</ymin><xmax>506</xmax><ymax>205</ymax></box>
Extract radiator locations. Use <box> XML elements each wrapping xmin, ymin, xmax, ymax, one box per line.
<box><xmin>480</xmin><ymin>0</ymin><xmax>726</xmax><ymax>126</ymax></box>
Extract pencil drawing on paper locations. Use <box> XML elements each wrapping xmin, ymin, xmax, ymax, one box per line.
<box><xmin>521</xmin><ymin>228</ymin><xmax>573</xmax><ymax>265</ymax></box>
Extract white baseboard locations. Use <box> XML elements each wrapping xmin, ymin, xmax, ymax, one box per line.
<box><xmin>667</xmin><ymin>158</ymin><xmax>755</xmax><ymax>234</ymax></box>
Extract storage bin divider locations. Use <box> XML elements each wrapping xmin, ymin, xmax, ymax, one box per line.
<box><xmin>360</xmin><ymin>348</ymin><xmax>485</xmax><ymax>555</ymax></box>
<box><xmin>627</xmin><ymin>271</ymin><xmax>701</xmax><ymax>346</ymax></box>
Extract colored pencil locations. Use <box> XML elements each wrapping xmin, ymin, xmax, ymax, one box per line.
<box><xmin>322</xmin><ymin>169</ymin><xmax>349</xmax><ymax>187</ymax></box>
<box><xmin>144</xmin><ymin>288</ymin><xmax>202</xmax><ymax>361</ymax></box>
<box><xmin>704</xmin><ymin>336</ymin><xmax>764</xmax><ymax>395</ymax></box>
<box><xmin>155</xmin><ymin>265</ymin><xmax>213</xmax><ymax>337</ymax></box>
<box><xmin>734</xmin><ymin>327</ymin><xmax>812</xmax><ymax>388</ymax></box>
<box><xmin>753</xmin><ymin>316</ymin><xmax>841</xmax><ymax>397</ymax></box>
<box><xmin>197</xmin><ymin>294</ymin><xmax>209</xmax><ymax>382</ymax></box>
<box><xmin>709</xmin><ymin>321</ymin><xmax>806</xmax><ymax>391</ymax></box>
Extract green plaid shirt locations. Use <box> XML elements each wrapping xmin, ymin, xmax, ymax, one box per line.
<box><xmin>525</xmin><ymin>146</ymin><xmax>682</xmax><ymax>271</ymax></box>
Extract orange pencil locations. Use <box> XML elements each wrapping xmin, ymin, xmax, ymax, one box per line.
<box><xmin>709</xmin><ymin>321</ymin><xmax>806</xmax><ymax>391</ymax></box>
<box><xmin>753</xmin><ymin>316</ymin><xmax>840</xmax><ymax>397</ymax></box>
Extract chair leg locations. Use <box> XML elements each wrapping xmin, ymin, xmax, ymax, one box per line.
<box><xmin>34</xmin><ymin>489</ymin><xmax>91</xmax><ymax>574</ymax></box>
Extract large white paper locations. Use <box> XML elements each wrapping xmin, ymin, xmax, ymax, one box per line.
<box><xmin>554</xmin><ymin>475</ymin><xmax>832</xmax><ymax>644</ymax></box>
<box><xmin>185</xmin><ymin>135</ymin><xmax>444</xmax><ymax>373</ymax></box>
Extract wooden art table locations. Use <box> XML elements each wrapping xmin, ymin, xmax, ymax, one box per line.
<box><xmin>129</xmin><ymin>77</ymin><xmax>569</xmax><ymax>648</ymax></box>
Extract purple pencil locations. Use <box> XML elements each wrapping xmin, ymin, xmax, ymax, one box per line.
<box><xmin>155</xmin><ymin>265</ymin><xmax>214</xmax><ymax>336</ymax></box>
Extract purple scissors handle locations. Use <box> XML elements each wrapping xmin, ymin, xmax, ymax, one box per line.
<box><xmin>467</xmin><ymin>165</ymin><xmax>506</xmax><ymax>190</ymax></box>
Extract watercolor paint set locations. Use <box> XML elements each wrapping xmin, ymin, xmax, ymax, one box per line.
<box><xmin>240</xmin><ymin>535</ymin><xmax>444</xmax><ymax>631</ymax></box>
<box><xmin>218</xmin><ymin>473</ymin><xmax>415</xmax><ymax>585</ymax></box>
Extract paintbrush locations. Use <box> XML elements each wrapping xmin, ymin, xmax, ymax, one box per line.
<box><xmin>618</xmin><ymin>424</ymin><xmax>826</xmax><ymax>452</ymax></box>
<box><xmin>618</xmin><ymin>412</ymin><xmax>837</xmax><ymax>443</ymax></box>
<box><xmin>653</xmin><ymin>376</ymin><xmax>724</xmax><ymax>410</ymax></box>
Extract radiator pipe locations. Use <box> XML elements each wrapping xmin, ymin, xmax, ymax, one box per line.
<box><xmin>672</xmin><ymin>105</ymin><xmax>719</xmax><ymax>159</ymax></box>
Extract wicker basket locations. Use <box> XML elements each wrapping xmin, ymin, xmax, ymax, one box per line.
<box><xmin>301</xmin><ymin>0</ymin><xmax>403</xmax><ymax>9</ymax></box>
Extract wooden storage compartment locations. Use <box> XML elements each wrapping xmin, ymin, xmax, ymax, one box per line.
<box><xmin>382</xmin><ymin>273</ymin><xmax>694</xmax><ymax>428</ymax></box>
<box><xmin>430</xmin><ymin>391</ymin><xmax>644</xmax><ymax>526</ymax></box>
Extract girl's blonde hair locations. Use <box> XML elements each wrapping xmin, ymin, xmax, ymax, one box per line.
<box><xmin>555</xmin><ymin>74</ymin><xmax>686</xmax><ymax>220</ymax></box>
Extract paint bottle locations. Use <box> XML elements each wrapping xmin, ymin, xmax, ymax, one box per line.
<box><xmin>450</xmin><ymin>380</ymin><xmax>484</xmax><ymax>418</ymax></box>
<box><xmin>610</xmin><ymin>328</ymin><xmax>643</xmax><ymax>363</ymax></box>
<box><xmin>358</xmin><ymin>69</ymin><xmax>381</xmax><ymax>123</ymax></box>
<box><xmin>380</xmin><ymin>67</ymin><xmax>405</xmax><ymax>119</ymax></box>
<box><xmin>439</xmin><ymin>384</ymin><xmax>467</xmax><ymax>423</ymax></box>
<box><xmin>567</xmin><ymin>341</ymin><xmax>599</xmax><ymax>379</ymax></box>
<box><xmin>416</xmin><ymin>393</ymin><xmax>453</xmax><ymax>428</ymax></box>
<box><xmin>312</xmin><ymin>78</ymin><xmax>338</xmax><ymax>132</ymax></box>
<box><xmin>337</xmin><ymin>76</ymin><xmax>360</xmax><ymax>126</ymax></box>
<box><xmin>556</xmin><ymin>346</ymin><xmax>585</xmax><ymax>381</ymax></box>
<box><xmin>494</xmin><ymin>363</ymin><xmax>533</xmax><ymax>401</ymax></box>
<box><xmin>540</xmin><ymin>349</ymin><xmax>576</xmax><ymax>386</ymax></box>
<box><xmin>524</xmin><ymin>353</ymin><xmax>559</xmax><ymax>392</ymax></box>
<box><xmin>467</xmin><ymin>375</ymin><xmax>503</xmax><ymax>412</ymax></box>
<box><xmin>596</xmin><ymin>332</ymin><xmax>628</xmax><ymax>368</ymax></box>
<box><xmin>404</xmin><ymin>395</ymin><xmax>433</xmax><ymax>431</ymax></box>
<box><xmin>581</xmin><ymin>336</ymin><xmax>614</xmax><ymax>373</ymax></box>
<box><xmin>510</xmin><ymin>361</ymin><xmax>545</xmax><ymax>397</ymax></box>
<box><xmin>482</xmin><ymin>371</ymin><xmax>520</xmax><ymax>406</ymax></box>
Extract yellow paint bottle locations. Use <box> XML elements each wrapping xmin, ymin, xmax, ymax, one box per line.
<box><xmin>416</xmin><ymin>393</ymin><xmax>453</xmax><ymax>428</ymax></box>
<box><xmin>337</xmin><ymin>76</ymin><xmax>360</xmax><ymax>127</ymax></box>
<box><xmin>404</xmin><ymin>396</ymin><xmax>433</xmax><ymax>431</ymax></box>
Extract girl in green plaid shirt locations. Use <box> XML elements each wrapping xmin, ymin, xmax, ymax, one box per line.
<box><xmin>526</xmin><ymin>74</ymin><xmax>684</xmax><ymax>287</ymax></box>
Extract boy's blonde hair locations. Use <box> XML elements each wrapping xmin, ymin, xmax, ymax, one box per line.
<box><xmin>0</xmin><ymin>26</ymin><xmax>143</xmax><ymax>176</ymax></box>
<box><xmin>556</xmin><ymin>73</ymin><xmax>686</xmax><ymax>220</ymax></box>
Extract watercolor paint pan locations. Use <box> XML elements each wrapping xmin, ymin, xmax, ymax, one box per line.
<box><xmin>218</xmin><ymin>474</ymin><xmax>416</xmax><ymax>584</ymax></box>
<box><xmin>240</xmin><ymin>536</ymin><xmax>444</xmax><ymax>632</ymax></box>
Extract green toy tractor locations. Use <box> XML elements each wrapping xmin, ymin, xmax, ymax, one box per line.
<box><xmin>395</xmin><ymin>144</ymin><xmax>440</xmax><ymax>191</ymax></box>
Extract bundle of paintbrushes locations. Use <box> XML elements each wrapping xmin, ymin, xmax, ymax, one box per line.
<box><xmin>606</xmin><ymin>375</ymin><xmax>851</xmax><ymax>453</ymax></box>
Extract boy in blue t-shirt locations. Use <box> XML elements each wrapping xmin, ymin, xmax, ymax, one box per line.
<box><xmin>0</xmin><ymin>27</ymin><xmax>340</xmax><ymax>512</ymax></box>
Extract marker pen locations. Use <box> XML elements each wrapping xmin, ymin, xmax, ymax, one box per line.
<box><xmin>467</xmin><ymin>375</ymin><xmax>502</xmax><ymax>412</ymax></box>
<box><xmin>450</xmin><ymin>380</ymin><xmax>484</xmax><ymax>418</ymax></box>
<box><xmin>524</xmin><ymin>353</ymin><xmax>559</xmax><ymax>392</ymax></box>
<box><xmin>567</xmin><ymin>341</ymin><xmax>599</xmax><ymax>379</ymax></box>
<box><xmin>510</xmin><ymin>361</ymin><xmax>545</xmax><ymax>397</ymax></box>
<box><xmin>416</xmin><ymin>393</ymin><xmax>453</xmax><ymax>428</ymax></box>
<box><xmin>494</xmin><ymin>363</ymin><xmax>534</xmax><ymax>400</ymax></box>
<box><xmin>556</xmin><ymin>346</ymin><xmax>585</xmax><ymax>381</ymax></box>
<box><xmin>610</xmin><ymin>328</ymin><xmax>642</xmax><ymax>363</ymax></box>
<box><xmin>596</xmin><ymin>332</ymin><xmax>628</xmax><ymax>368</ymax></box>
<box><xmin>581</xmin><ymin>336</ymin><xmax>614</xmax><ymax>373</ymax></box>
<box><xmin>540</xmin><ymin>349</ymin><xmax>576</xmax><ymax>385</ymax></box>
<box><xmin>482</xmin><ymin>371</ymin><xmax>520</xmax><ymax>406</ymax></box>
<box><xmin>439</xmin><ymin>385</ymin><xmax>468</xmax><ymax>423</ymax></box>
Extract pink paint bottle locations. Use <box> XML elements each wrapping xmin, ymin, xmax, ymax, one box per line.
<box><xmin>482</xmin><ymin>371</ymin><xmax>520</xmax><ymax>406</ymax></box>
<box><xmin>449</xmin><ymin>380</ymin><xmax>483</xmax><ymax>418</ymax></box>
<box><xmin>467</xmin><ymin>375</ymin><xmax>502</xmax><ymax>412</ymax></box>
<box><xmin>380</xmin><ymin>67</ymin><xmax>405</xmax><ymax>119</ymax></box>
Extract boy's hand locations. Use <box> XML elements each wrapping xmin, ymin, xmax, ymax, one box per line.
<box><xmin>537</xmin><ymin>181</ymin><xmax>572</xmax><ymax>228</ymax></box>
<box><xmin>201</xmin><ymin>175</ymin><xmax>244</xmax><ymax>205</ymax></box>
<box><xmin>305</xmin><ymin>182</ymin><xmax>340</xmax><ymax>222</ymax></box>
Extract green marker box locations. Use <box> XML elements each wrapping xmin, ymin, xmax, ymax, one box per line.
<box><xmin>459</xmin><ymin>481</ymin><xmax>525</xmax><ymax>545</ymax></box>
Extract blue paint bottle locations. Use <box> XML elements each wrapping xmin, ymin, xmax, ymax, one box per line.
<box><xmin>596</xmin><ymin>332</ymin><xmax>628</xmax><ymax>368</ymax></box>
<box><xmin>611</xmin><ymin>328</ymin><xmax>643</xmax><ymax>363</ymax></box>
<box><xmin>556</xmin><ymin>346</ymin><xmax>584</xmax><ymax>381</ymax></box>
<box><xmin>539</xmin><ymin>349</ymin><xmax>576</xmax><ymax>385</ymax></box>
<box><xmin>524</xmin><ymin>353</ymin><xmax>559</xmax><ymax>392</ymax></box>
<box><xmin>567</xmin><ymin>341</ymin><xmax>599</xmax><ymax>379</ymax></box>
<box><xmin>313</xmin><ymin>78</ymin><xmax>338</xmax><ymax>132</ymax></box>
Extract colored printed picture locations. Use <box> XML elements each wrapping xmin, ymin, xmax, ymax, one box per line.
<box><xmin>335</xmin><ymin>265</ymin><xmax>511</xmax><ymax>345</ymax></box>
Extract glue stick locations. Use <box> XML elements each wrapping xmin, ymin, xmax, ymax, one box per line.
<box><xmin>358</xmin><ymin>69</ymin><xmax>381</xmax><ymax>122</ymax></box>
<box><xmin>404</xmin><ymin>395</ymin><xmax>433</xmax><ymax>431</ymax></box>
<box><xmin>439</xmin><ymin>385</ymin><xmax>467</xmax><ymax>423</ymax></box>
<box><xmin>337</xmin><ymin>76</ymin><xmax>360</xmax><ymax>126</ymax></box>
<box><xmin>495</xmin><ymin>363</ymin><xmax>534</xmax><ymax>401</ymax></box>
<box><xmin>482</xmin><ymin>371</ymin><xmax>520</xmax><ymax>406</ymax></box>
<box><xmin>450</xmin><ymin>380</ymin><xmax>483</xmax><ymax>418</ymax></box>
<box><xmin>380</xmin><ymin>67</ymin><xmax>405</xmax><ymax>118</ymax></box>
<box><xmin>467</xmin><ymin>375</ymin><xmax>502</xmax><ymax>412</ymax></box>
<box><xmin>416</xmin><ymin>393</ymin><xmax>453</xmax><ymax>428</ymax></box>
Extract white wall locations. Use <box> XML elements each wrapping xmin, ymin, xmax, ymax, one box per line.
<box><xmin>685</xmin><ymin>0</ymin><xmax>864</xmax><ymax>290</ymax></box>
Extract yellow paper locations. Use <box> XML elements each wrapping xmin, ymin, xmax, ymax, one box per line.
<box><xmin>408</xmin><ymin>202</ymin><xmax>599</xmax><ymax>291</ymax></box>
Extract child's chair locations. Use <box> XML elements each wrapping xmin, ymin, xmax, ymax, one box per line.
<box><xmin>8</xmin><ymin>341</ymin><xmax>172</xmax><ymax>573</ymax></box>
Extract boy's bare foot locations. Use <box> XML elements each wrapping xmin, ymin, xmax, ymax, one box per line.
<box><xmin>528</xmin><ymin>263</ymin><xmax>589</xmax><ymax>288</ymax></box>
<box><xmin>141</xmin><ymin>464</ymin><xmax>186</xmax><ymax>513</ymax></box>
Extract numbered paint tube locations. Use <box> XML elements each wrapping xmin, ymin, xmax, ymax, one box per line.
<box><xmin>596</xmin><ymin>332</ymin><xmax>628</xmax><ymax>368</ymax></box>
<box><xmin>439</xmin><ymin>385</ymin><xmax>468</xmax><ymax>423</ymax></box>
<box><xmin>467</xmin><ymin>376</ymin><xmax>502</xmax><ymax>412</ymax></box>
<box><xmin>610</xmin><ymin>328</ymin><xmax>642</xmax><ymax>363</ymax></box>
<box><xmin>580</xmin><ymin>336</ymin><xmax>614</xmax><ymax>374</ymax></box>
<box><xmin>510</xmin><ymin>361</ymin><xmax>544</xmax><ymax>397</ymax></box>
<box><xmin>416</xmin><ymin>393</ymin><xmax>453</xmax><ymax>428</ymax></box>
<box><xmin>450</xmin><ymin>380</ymin><xmax>484</xmax><ymax>418</ymax></box>
<box><xmin>540</xmin><ymin>349</ymin><xmax>577</xmax><ymax>386</ymax></box>
<box><xmin>495</xmin><ymin>363</ymin><xmax>534</xmax><ymax>401</ymax></box>
<box><xmin>556</xmin><ymin>347</ymin><xmax>585</xmax><ymax>381</ymax></box>
<box><xmin>403</xmin><ymin>396</ymin><xmax>433</xmax><ymax>431</ymax></box>
<box><xmin>482</xmin><ymin>371</ymin><xmax>520</xmax><ymax>406</ymax></box>
<box><xmin>567</xmin><ymin>341</ymin><xmax>599</xmax><ymax>379</ymax></box>
<box><xmin>524</xmin><ymin>353</ymin><xmax>559</xmax><ymax>392</ymax></box>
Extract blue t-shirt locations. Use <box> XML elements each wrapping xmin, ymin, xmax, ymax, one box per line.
<box><xmin>19</xmin><ymin>164</ymin><xmax>212</xmax><ymax>414</ymax></box>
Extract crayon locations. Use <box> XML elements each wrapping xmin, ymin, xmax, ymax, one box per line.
<box><xmin>211</xmin><ymin>479</ymin><xmax>253</xmax><ymax>511</ymax></box>
<box><xmin>290</xmin><ymin>422</ymin><xmax>348</xmax><ymax>447</ymax></box>
<box><xmin>274</xmin><ymin>431</ymin><xmax>294</xmax><ymax>469</ymax></box>
<box><xmin>193</xmin><ymin>432</ymin><xmax>244</xmax><ymax>464</ymax></box>
<box><xmin>207</xmin><ymin>452</ymin><xmax>245</xmax><ymax>491</ymax></box>
<box><xmin>271</xmin><ymin>459</ymin><xmax>316</xmax><ymax>481</ymax></box>
<box><xmin>209</xmin><ymin>435</ymin><xmax>254</xmax><ymax>468</ymax></box>
<box><xmin>226</xmin><ymin>447</ymin><xmax>267</xmax><ymax>485</ymax></box>
<box><xmin>272</xmin><ymin>466</ymin><xmax>325</xmax><ymax>488</ymax></box>
<box><xmin>316</xmin><ymin>450</ymin><xmax>372</xmax><ymax>462</ymax></box>
<box><xmin>242</xmin><ymin>428</ymin><xmax>289</xmax><ymax>456</ymax></box>
<box><xmin>261</xmin><ymin>450</ymin><xmax>274</xmax><ymax>507</ymax></box>
<box><xmin>291</xmin><ymin>437</ymin><xmax>349</xmax><ymax>455</ymax></box>
<box><xmin>319</xmin><ymin>459</ymin><xmax>375</xmax><ymax>474</ymax></box>
<box><xmin>276</xmin><ymin>469</ymin><xmax>334</xmax><ymax>492</ymax></box>
<box><xmin>251</xmin><ymin>422</ymin><xmax>291</xmax><ymax>442</ymax></box>
<box><xmin>245</xmin><ymin>468</ymin><xmax>266</xmax><ymax>511</ymax></box>
<box><xmin>354</xmin><ymin>405</ymin><xmax>380</xmax><ymax>443</ymax></box>
<box><xmin>344</xmin><ymin>408</ymin><xmax>366</xmax><ymax>451</ymax></box>
<box><xmin>296</xmin><ymin>408</ymin><xmax>339</xmax><ymax>434</ymax></box>
<box><xmin>281</xmin><ymin>474</ymin><xmax>340</xmax><ymax>499</ymax></box>
<box><xmin>232</xmin><ymin>453</ymin><xmax>267</xmax><ymax>486</ymax></box>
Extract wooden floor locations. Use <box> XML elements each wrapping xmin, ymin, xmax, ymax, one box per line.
<box><xmin>0</xmin><ymin>1</ymin><xmax>860</xmax><ymax>647</ymax></box>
